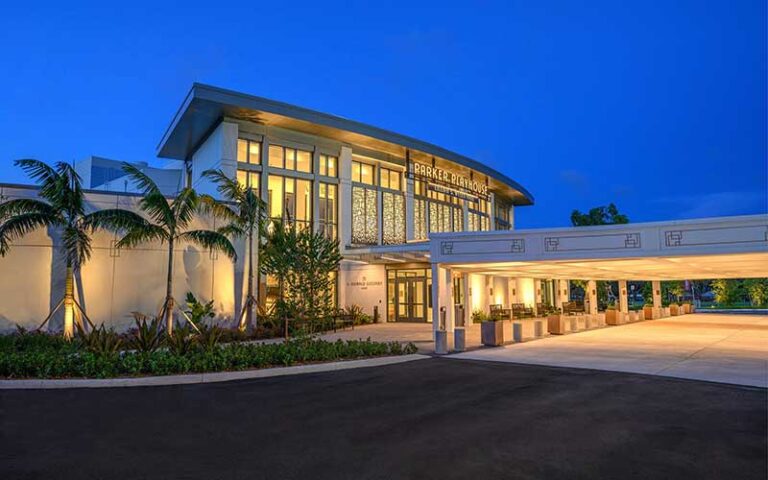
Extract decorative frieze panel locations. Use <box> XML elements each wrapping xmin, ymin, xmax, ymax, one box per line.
<box><xmin>663</xmin><ymin>225</ymin><xmax>768</xmax><ymax>248</ymax></box>
<box><xmin>543</xmin><ymin>233</ymin><xmax>641</xmax><ymax>252</ymax></box>
<box><xmin>440</xmin><ymin>238</ymin><xmax>526</xmax><ymax>256</ymax></box>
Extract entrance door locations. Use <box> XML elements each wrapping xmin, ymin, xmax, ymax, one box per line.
<box><xmin>396</xmin><ymin>276</ymin><xmax>427</xmax><ymax>322</ymax></box>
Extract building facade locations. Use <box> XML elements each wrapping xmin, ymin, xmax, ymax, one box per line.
<box><xmin>158</xmin><ymin>83</ymin><xmax>534</xmax><ymax>323</ymax></box>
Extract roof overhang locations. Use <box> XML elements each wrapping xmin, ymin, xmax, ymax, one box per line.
<box><xmin>430</xmin><ymin>214</ymin><xmax>768</xmax><ymax>280</ymax></box>
<box><xmin>157</xmin><ymin>83</ymin><xmax>534</xmax><ymax>206</ymax></box>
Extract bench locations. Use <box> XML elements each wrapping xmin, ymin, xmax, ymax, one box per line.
<box><xmin>511</xmin><ymin>303</ymin><xmax>534</xmax><ymax>318</ymax></box>
<box><xmin>333</xmin><ymin>313</ymin><xmax>355</xmax><ymax>332</ymax></box>
<box><xmin>490</xmin><ymin>304</ymin><xmax>512</xmax><ymax>320</ymax></box>
<box><xmin>562</xmin><ymin>301</ymin><xmax>585</xmax><ymax>315</ymax></box>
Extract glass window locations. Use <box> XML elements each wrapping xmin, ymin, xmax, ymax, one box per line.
<box><xmin>237</xmin><ymin>139</ymin><xmax>261</xmax><ymax>164</ymax></box>
<box><xmin>268</xmin><ymin>175</ymin><xmax>311</xmax><ymax>230</ymax></box>
<box><xmin>297</xmin><ymin>150</ymin><xmax>311</xmax><ymax>173</ymax></box>
<box><xmin>318</xmin><ymin>182</ymin><xmax>337</xmax><ymax>239</ymax></box>
<box><xmin>380</xmin><ymin>167</ymin><xmax>401</xmax><ymax>191</ymax></box>
<box><xmin>269</xmin><ymin>145</ymin><xmax>283</xmax><ymax>169</ymax></box>
<box><xmin>285</xmin><ymin>148</ymin><xmax>295</xmax><ymax>170</ymax></box>
<box><xmin>352</xmin><ymin>186</ymin><xmax>378</xmax><ymax>244</ymax></box>
<box><xmin>268</xmin><ymin>175</ymin><xmax>284</xmax><ymax>220</ymax></box>
<box><xmin>236</xmin><ymin>170</ymin><xmax>260</xmax><ymax>192</ymax></box>
<box><xmin>319</xmin><ymin>154</ymin><xmax>337</xmax><ymax>177</ymax></box>
<box><xmin>352</xmin><ymin>161</ymin><xmax>374</xmax><ymax>185</ymax></box>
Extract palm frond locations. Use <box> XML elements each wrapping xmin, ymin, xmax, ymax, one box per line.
<box><xmin>0</xmin><ymin>212</ymin><xmax>61</xmax><ymax>256</ymax></box>
<box><xmin>54</xmin><ymin>162</ymin><xmax>84</xmax><ymax>217</ymax></box>
<box><xmin>177</xmin><ymin>229</ymin><xmax>237</xmax><ymax>261</ymax></box>
<box><xmin>14</xmin><ymin>159</ymin><xmax>63</xmax><ymax>204</ymax></box>
<box><xmin>81</xmin><ymin>209</ymin><xmax>150</xmax><ymax>233</ymax></box>
<box><xmin>171</xmin><ymin>188</ymin><xmax>198</xmax><ymax>230</ymax></box>
<box><xmin>115</xmin><ymin>223</ymin><xmax>169</xmax><ymax>249</ymax></box>
<box><xmin>138</xmin><ymin>191</ymin><xmax>174</xmax><ymax>227</ymax></box>
<box><xmin>198</xmin><ymin>194</ymin><xmax>238</xmax><ymax>222</ymax></box>
<box><xmin>62</xmin><ymin>225</ymin><xmax>92</xmax><ymax>267</ymax></box>
<box><xmin>121</xmin><ymin>162</ymin><xmax>163</xmax><ymax>197</ymax></box>
<box><xmin>0</xmin><ymin>199</ymin><xmax>57</xmax><ymax>222</ymax></box>
<box><xmin>218</xmin><ymin>224</ymin><xmax>246</xmax><ymax>238</ymax></box>
<box><xmin>202</xmin><ymin>169</ymin><xmax>243</xmax><ymax>201</ymax></box>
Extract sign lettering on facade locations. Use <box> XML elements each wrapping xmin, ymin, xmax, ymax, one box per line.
<box><xmin>411</xmin><ymin>162</ymin><xmax>489</xmax><ymax>198</ymax></box>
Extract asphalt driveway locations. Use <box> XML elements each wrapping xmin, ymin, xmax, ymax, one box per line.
<box><xmin>1</xmin><ymin>358</ymin><xmax>765</xmax><ymax>480</ymax></box>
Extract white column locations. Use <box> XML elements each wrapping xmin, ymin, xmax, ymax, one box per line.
<box><xmin>618</xmin><ymin>280</ymin><xmax>629</xmax><ymax>313</ymax></box>
<box><xmin>508</xmin><ymin>278</ymin><xmax>517</xmax><ymax>304</ymax></box>
<box><xmin>431</xmin><ymin>264</ymin><xmax>454</xmax><ymax>333</ymax></box>
<box><xmin>405</xmin><ymin>176</ymin><xmax>414</xmax><ymax>241</ymax></box>
<box><xmin>652</xmin><ymin>280</ymin><xmax>662</xmax><ymax>308</ymax></box>
<box><xmin>461</xmin><ymin>272</ymin><xmax>470</xmax><ymax>325</ymax></box>
<box><xmin>533</xmin><ymin>279</ymin><xmax>543</xmax><ymax>314</ymax></box>
<box><xmin>311</xmin><ymin>148</ymin><xmax>320</xmax><ymax>233</ymax></box>
<box><xmin>509</xmin><ymin>205</ymin><xmax>515</xmax><ymax>230</ymax></box>
<box><xmin>489</xmin><ymin>192</ymin><xmax>496</xmax><ymax>231</ymax></box>
<box><xmin>587</xmin><ymin>280</ymin><xmax>598</xmax><ymax>314</ymax></box>
<box><xmin>555</xmin><ymin>279</ymin><xmax>569</xmax><ymax>309</ymax></box>
<box><xmin>338</xmin><ymin>146</ymin><xmax>353</xmax><ymax>251</ymax></box>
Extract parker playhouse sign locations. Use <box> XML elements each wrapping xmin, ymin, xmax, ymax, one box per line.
<box><xmin>411</xmin><ymin>162</ymin><xmax>489</xmax><ymax>197</ymax></box>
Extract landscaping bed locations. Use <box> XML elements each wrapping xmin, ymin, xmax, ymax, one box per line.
<box><xmin>0</xmin><ymin>332</ymin><xmax>417</xmax><ymax>379</ymax></box>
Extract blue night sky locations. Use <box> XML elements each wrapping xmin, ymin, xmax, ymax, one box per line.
<box><xmin>0</xmin><ymin>1</ymin><xmax>765</xmax><ymax>228</ymax></box>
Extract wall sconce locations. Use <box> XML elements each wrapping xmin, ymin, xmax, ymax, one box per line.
<box><xmin>512</xmin><ymin>289</ymin><xmax>516</xmax><ymax>295</ymax></box>
<box><xmin>592</xmin><ymin>289</ymin><xmax>596</xmax><ymax>295</ymax></box>
<box><xmin>655</xmin><ymin>290</ymin><xmax>660</xmax><ymax>295</ymax></box>
<box><xmin>469</xmin><ymin>288</ymin><xmax>472</xmax><ymax>296</ymax></box>
<box><xmin>490</xmin><ymin>287</ymin><xmax>494</xmax><ymax>296</ymax></box>
<box><xmin>622</xmin><ymin>289</ymin><xmax>627</xmax><ymax>295</ymax></box>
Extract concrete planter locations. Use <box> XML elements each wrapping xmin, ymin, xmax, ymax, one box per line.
<box><xmin>643</xmin><ymin>306</ymin><xmax>654</xmax><ymax>319</ymax></box>
<box><xmin>662</xmin><ymin>307</ymin><xmax>671</xmax><ymax>317</ymax></box>
<box><xmin>596</xmin><ymin>313</ymin><xmax>606</xmax><ymax>327</ymax></box>
<box><xmin>629</xmin><ymin>311</ymin><xmax>639</xmax><ymax>323</ymax></box>
<box><xmin>481</xmin><ymin>321</ymin><xmax>505</xmax><ymax>346</ymax></box>
<box><xmin>575</xmin><ymin>314</ymin><xmax>587</xmax><ymax>331</ymax></box>
<box><xmin>547</xmin><ymin>314</ymin><xmax>570</xmax><ymax>335</ymax></box>
<box><xmin>454</xmin><ymin>328</ymin><xmax>466</xmax><ymax>352</ymax></box>
<box><xmin>670</xmin><ymin>304</ymin><xmax>681</xmax><ymax>316</ymax></box>
<box><xmin>638</xmin><ymin>310</ymin><xmax>645</xmax><ymax>321</ymax></box>
<box><xmin>682</xmin><ymin>304</ymin><xmax>692</xmax><ymax>314</ymax></box>
<box><xmin>605</xmin><ymin>309</ymin><xmax>621</xmax><ymax>325</ymax></box>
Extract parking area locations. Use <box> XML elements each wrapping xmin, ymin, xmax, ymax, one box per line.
<box><xmin>452</xmin><ymin>313</ymin><xmax>768</xmax><ymax>387</ymax></box>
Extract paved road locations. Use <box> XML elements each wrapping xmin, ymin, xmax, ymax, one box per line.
<box><xmin>1</xmin><ymin>359</ymin><xmax>765</xmax><ymax>480</ymax></box>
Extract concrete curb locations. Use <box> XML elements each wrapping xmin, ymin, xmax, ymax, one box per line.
<box><xmin>0</xmin><ymin>354</ymin><xmax>430</xmax><ymax>390</ymax></box>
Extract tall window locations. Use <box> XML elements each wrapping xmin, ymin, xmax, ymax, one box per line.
<box><xmin>379</xmin><ymin>167</ymin><xmax>401</xmax><ymax>190</ymax></box>
<box><xmin>268</xmin><ymin>145</ymin><xmax>312</xmax><ymax>173</ymax></box>
<box><xmin>318</xmin><ymin>183</ymin><xmax>337</xmax><ymax>239</ymax></box>
<box><xmin>495</xmin><ymin>202</ymin><xmax>511</xmax><ymax>230</ymax></box>
<box><xmin>319</xmin><ymin>154</ymin><xmax>337</xmax><ymax>177</ymax></box>
<box><xmin>237</xmin><ymin>139</ymin><xmax>261</xmax><ymax>164</ymax></box>
<box><xmin>352</xmin><ymin>186</ymin><xmax>377</xmax><ymax>244</ymax></box>
<box><xmin>236</xmin><ymin>170</ymin><xmax>260</xmax><ymax>193</ymax></box>
<box><xmin>468</xmin><ymin>198</ymin><xmax>490</xmax><ymax>231</ymax></box>
<box><xmin>268</xmin><ymin>175</ymin><xmax>312</xmax><ymax>230</ymax></box>
<box><xmin>351</xmin><ymin>161</ymin><xmax>374</xmax><ymax>185</ymax></box>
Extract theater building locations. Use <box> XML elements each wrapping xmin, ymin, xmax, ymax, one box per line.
<box><xmin>157</xmin><ymin>83</ymin><xmax>534</xmax><ymax>323</ymax></box>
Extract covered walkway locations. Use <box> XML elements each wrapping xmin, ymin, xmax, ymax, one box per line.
<box><xmin>451</xmin><ymin>313</ymin><xmax>768</xmax><ymax>387</ymax></box>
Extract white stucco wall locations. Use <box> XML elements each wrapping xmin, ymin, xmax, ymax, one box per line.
<box><xmin>0</xmin><ymin>186</ymin><xmax>244</xmax><ymax>333</ymax></box>
<box><xmin>337</xmin><ymin>261</ymin><xmax>386</xmax><ymax>319</ymax></box>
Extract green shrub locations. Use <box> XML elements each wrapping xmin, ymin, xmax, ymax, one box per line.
<box><xmin>127</xmin><ymin>313</ymin><xmax>164</xmax><ymax>353</ymax></box>
<box><xmin>75</xmin><ymin>324</ymin><xmax>122</xmax><ymax>356</ymax></box>
<box><xmin>0</xmin><ymin>334</ymin><xmax>418</xmax><ymax>379</ymax></box>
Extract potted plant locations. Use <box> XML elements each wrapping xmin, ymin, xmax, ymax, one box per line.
<box><xmin>547</xmin><ymin>308</ymin><xmax>570</xmax><ymax>335</ymax></box>
<box><xmin>476</xmin><ymin>310</ymin><xmax>506</xmax><ymax>346</ymax></box>
<box><xmin>643</xmin><ymin>303</ymin><xmax>655</xmax><ymax>320</ymax></box>
<box><xmin>670</xmin><ymin>303</ymin><xmax>681</xmax><ymax>316</ymax></box>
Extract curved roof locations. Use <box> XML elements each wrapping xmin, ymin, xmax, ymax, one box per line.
<box><xmin>157</xmin><ymin>83</ymin><xmax>534</xmax><ymax>206</ymax></box>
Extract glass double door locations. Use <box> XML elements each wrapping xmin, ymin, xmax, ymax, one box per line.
<box><xmin>396</xmin><ymin>276</ymin><xmax>427</xmax><ymax>322</ymax></box>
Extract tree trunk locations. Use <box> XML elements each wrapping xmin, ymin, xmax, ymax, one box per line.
<box><xmin>63</xmin><ymin>262</ymin><xmax>75</xmax><ymax>339</ymax></box>
<box><xmin>242</xmin><ymin>229</ymin><xmax>254</xmax><ymax>331</ymax></box>
<box><xmin>165</xmin><ymin>238</ymin><xmax>175</xmax><ymax>334</ymax></box>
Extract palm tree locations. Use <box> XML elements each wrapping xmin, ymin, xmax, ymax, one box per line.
<box><xmin>200</xmin><ymin>169</ymin><xmax>266</xmax><ymax>331</ymax></box>
<box><xmin>116</xmin><ymin>163</ymin><xmax>237</xmax><ymax>334</ymax></box>
<box><xmin>0</xmin><ymin>159</ymin><xmax>138</xmax><ymax>338</ymax></box>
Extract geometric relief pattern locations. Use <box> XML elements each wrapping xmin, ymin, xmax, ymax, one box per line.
<box><xmin>624</xmin><ymin>233</ymin><xmax>641</xmax><ymax>248</ymax></box>
<box><xmin>665</xmin><ymin>230</ymin><xmax>683</xmax><ymax>247</ymax></box>
<box><xmin>441</xmin><ymin>241</ymin><xmax>454</xmax><ymax>255</ymax></box>
<box><xmin>544</xmin><ymin>237</ymin><xmax>559</xmax><ymax>252</ymax></box>
<box><xmin>510</xmin><ymin>239</ymin><xmax>525</xmax><ymax>253</ymax></box>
